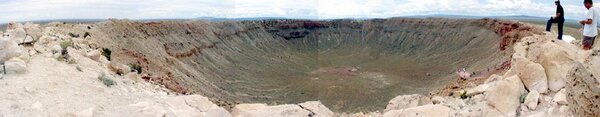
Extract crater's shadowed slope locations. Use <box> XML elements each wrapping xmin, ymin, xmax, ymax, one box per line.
<box><xmin>81</xmin><ymin>18</ymin><xmax>532</xmax><ymax>112</ymax></box>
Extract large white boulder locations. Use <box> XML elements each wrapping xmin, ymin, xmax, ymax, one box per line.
<box><xmin>547</xmin><ymin>106</ymin><xmax>573</xmax><ymax>117</ymax></box>
<box><xmin>23</xmin><ymin>36</ymin><xmax>34</xmax><ymax>44</ymax></box>
<box><xmin>232</xmin><ymin>104</ymin><xmax>311</xmax><ymax>117</ymax></box>
<box><xmin>109</xmin><ymin>62</ymin><xmax>131</xmax><ymax>75</ymax></box>
<box><xmin>5</xmin><ymin>57</ymin><xmax>27</xmax><ymax>74</ymax></box>
<box><xmin>524</xmin><ymin>90</ymin><xmax>540</xmax><ymax>110</ymax></box>
<box><xmin>513</xmin><ymin>57</ymin><xmax>548</xmax><ymax>93</ymax></box>
<box><xmin>298</xmin><ymin>101</ymin><xmax>334</xmax><ymax>117</ymax></box>
<box><xmin>538</xmin><ymin>42</ymin><xmax>576</xmax><ymax>92</ymax></box>
<box><xmin>484</xmin><ymin>75</ymin><xmax>526</xmax><ymax>116</ymax></box>
<box><xmin>545</xmin><ymin>62</ymin><xmax>571</xmax><ymax>92</ymax></box>
<box><xmin>6</xmin><ymin>28</ymin><xmax>27</xmax><ymax>44</ymax></box>
<box><xmin>384</xmin><ymin>94</ymin><xmax>422</xmax><ymax>112</ymax></box>
<box><xmin>485</xmin><ymin>74</ymin><xmax>502</xmax><ymax>84</ymax></box>
<box><xmin>466</xmin><ymin>83</ymin><xmax>489</xmax><ymax>96</ymax></box>
<box><xmin>85</xmin><ymin>50</ymin><xmax>102</xmax><ymax>61</ymax></box>
<box><xmin>23</xmin><ymin>22</ymin><xmax>42</xmax><ymax>41</ymax></box>
<box><xmin>553</xmin><ymin>89</ymin><xmax>568</xmax><ymax>105</ymax></box>
<box><xmin>382</xmin><ymin>104</ymin><xmax>454</xmax><ymax>117</ymax></box>
<box><xmin>0</xmin><ymin>37</ymin><xmax>23</xmax><ymax>62</ymax></box>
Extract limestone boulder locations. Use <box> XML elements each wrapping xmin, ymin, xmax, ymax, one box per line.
<box><xmin>6</xmin><ymin>22</ymin><xmax>23</xmax><ymax>30</ymax></box>
<box><xmin>545</xmin><ymin>62</ymin><xmax>571</xmax><ymax>92</ymax></box>
<box><xmin>513</xmin><ymin>57</ymin><xmax>549</xmax><ymax>93</ymax></box>
<box><xmin>23</xmin><ymin>22</ymin><xmax>42</xmax><ymax>40</ymax></box>
<box><xmin>547</xmin><ymin>106</ymin><xmax>573</xmax><ymax>117</ymax></box>
<box><xmin>6</xmin><ymin>28</ymin><xmax>27</xmax><ymax>44</ymax></box>
<box><xmin>524</xmin><ymin>90</ymin><xmax>540</xmax><ymax>110</ymax></box>
<box><xmin>553</xmin><ymin>89</ymin><xmax>567</xmax><ymax>105</ymax></box>
<box><xmin>484</xmin><ymin>75</ymin><xmax>526</xmax><ymax>116</ymax></box>
<box><xmin>567</xmin><ymin>62</ymin><xmax>600</xmax><ymax>116</ymax></box>
<box><xmin>384</xmin><ymin>94</ymin><xmax>422</xmax><ymax>112</ymax></box>
<box><xmin>23</xmin><ymin>36</ymin><xmax>34</xmax><ymax>44</ymax></box>
<box><xmin>485</xmin><ymin>74</ymin><xmax>502</xmax><ymax>84</ymax></box>
<box><xmin>298</xmin><ymin>101</ymin><xmax>334</xmax><ymax>117</ymax></box>
<box><xmin>109</xmin><ymin>63</ymin><xmax>131</xmax><ymax>75</ymax></box>
<box><xmin>382</xmin><ymin>104</ymin><xmax>454</xmax><ymax>117</ymax></box>
<box><xmin>232</xmin><ymin>104</ymin><xmax>311</xmax><ymax>117</ymax></box>
<box><xmin>431</xmin><ymin>96</ymin><xmax>445</xmax><ymax>104</ymax></box>
<box><xmin>512</xmin><ymin>41</ymin><xmax>527</xmax><ymax>58</ymax></box>
<box><xmin>5</xmin><ymin>57</ymin><xmax>26</xmax><ymax>74</ymax></box>
<box><xmin>0</xmin><ymin>37</ymin><xmax>23</xmax><ymax>62</ymax></box>
<box><xmin>50</xmin><ymin>44</ymin><xmax>63</xmax><ymax>54</ymax></box>
<box><xmin>466</xmin><ymin>83</ymin><xmax>489</xmax><ymax>96</ymax></box>
<box><xmin>86</xmin><ymin>50</ymin><xmax>102</xmax><ymax>61</ymax></box>
<box><xmin>538</xmin><ymin>42</ymin><xmax>576</xmax><ymax>92</ymax></box>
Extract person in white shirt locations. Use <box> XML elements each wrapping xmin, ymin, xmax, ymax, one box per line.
<box><xmin>580</xmin><ymin>0</ymin><xmax>599</xmax><ymax>50</ymax></box>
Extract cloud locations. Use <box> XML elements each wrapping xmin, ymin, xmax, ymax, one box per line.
<box><xmin>233</xmin><ymin>0</ymin><xmax>318</xmax><ymax>18</ymax></box>
<box><xmin>0</xmin><ymin>0</ymin><xmax>235</xmax><ymax>23</ymax></box>
<box><xmin>0</xmin><ymin>0</ymin><xmax>593</xmax><ymax>23</ymax></box>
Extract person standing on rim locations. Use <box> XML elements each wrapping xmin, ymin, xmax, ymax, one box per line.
<box><xmin>547</xmin><ymin>0</ymin><xmax>565</xmax><ymax>40</ymax></box>
<box><xmin>580</xmin><ymin>0</ymin><xmax>599</xmax><ymax>50</ymax></box>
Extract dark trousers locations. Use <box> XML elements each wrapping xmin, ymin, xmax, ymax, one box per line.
<box><xmin>583</xmin><ymin>36</ymin><xmax>596</xmax><ymax>49</ymax></box>
<box><xmin>546</xmin><ymin>17</ymin><xmax>565</xmax><ymax>39</ymax></box>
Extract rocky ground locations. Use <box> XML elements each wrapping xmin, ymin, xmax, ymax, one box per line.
<box><xmin>0</xmin><ymin>19</ymin><xmax>598</xmax><ymax>117</ymax></box>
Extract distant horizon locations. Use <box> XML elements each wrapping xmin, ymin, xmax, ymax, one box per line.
<box><xmin>0</xmin><ymin>0</ymin><xmax>596</xmax><ymax>24</ymax></box>
<box><xmin>0</xmin><ymin>14</ymin><xmax>579</xmax><ymax>24</ymax></box>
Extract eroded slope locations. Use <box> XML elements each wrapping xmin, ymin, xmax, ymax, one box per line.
<box><xmin>47</xmin><ymin>18</ymin><xmax>535</xmax><ymax>112</ymax></box>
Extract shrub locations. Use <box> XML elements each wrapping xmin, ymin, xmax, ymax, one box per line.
<box><xmin>130</xmin><ymin>63</ymin><xmax>142</xmax><ymax>74</ymax></box>
<box><xmin>60</xmin><ymin>40</ymin><xmax>72</xmax><ymax>49</ymax></box>
<box><xmin>102</xmin><ymin>48</ymin><xmax>111</xmax><ymax>61</ymax></box>
<box><xmin>98</xmin><ymin>73</ymin><xmax>116</xmax><ymax>87</ymax></box>
<box><xmin>520</xmin><ymin>94</ymin><xmax>527</xmax><ymax>103</ymax></box>
<box><xmin>460</xmin><ymin>91</ymin><xmax>469</xmax><ymax>99</ymax></box>
<box><xmin>68</xmin><ymin>33</ymin><xmax>80</xmax><ymax>38</ymax></box>
<box><xmin>67</xmin><ymin>59</ymin><xmax>77</xmax><ymax>64</ymax></box>
<box><xmin>84</xmin><ymin>32</ymin><xmax>91</xmax><ymax>38</ymax></box>
<box><xmin>56</xmin><ymin>55</ymin><xmax>65</xmax><ymax>61</ymax></box>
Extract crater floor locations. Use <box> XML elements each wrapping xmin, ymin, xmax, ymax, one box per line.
<box><xmin>69</xmin><ymin>18</ymin><xmax>516</xmax><ymax>112</ymax></box>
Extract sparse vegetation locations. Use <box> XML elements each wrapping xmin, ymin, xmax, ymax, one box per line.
<box><xmin>68</xmin><ymin>32</ymin><xmax>80</xmax><ymax>38</ymax></box>
<box><xmin>60</xmin><ymin>40</ymin><xmax>72</xmax><ymax>49</ymax></box>
<box><xmin>67</xmin><ymin>59</ymin><xmax>77</xmax><ymax>64</ymax></box>
<box><xmin>84</xmin><ymin>32</ymin><xmax>91</xmax><ymax>38</ymax></box>
<box><xmin>520</xmin><ymin>94</ymin><xmax>527</xmax><ymax>103</ymax></box>
<box><xmin>130</xmin><ymin>63</ymin><xmax>142</xmax><ymax>74</ymax></box>
<box><xmin>56</xmin><ymin>40</ymin><xmax>72</xmax><ymax>62</ymax></box>
<box><xmin>460</xmin><ymin>91</ymin><xmax>469</xmax><ymax>99</ymax></box>
<box><xmin>98</xmin><ymin>73</ymin><xmax>116</xmax><ymax>87</ymax></box>
<box><xmin>102</xmin><ymin>48</ymin><xmax>112</xmax><ymax>61</ymax></box>
<box><xmin>56</xmin><ymin>55</ymin><xmax>66</xmax><ymax>61</ymax></box>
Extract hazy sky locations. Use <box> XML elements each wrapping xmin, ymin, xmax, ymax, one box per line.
<box><xmin>0</xmin><ymin>0</ymin><xmax>595</xmax><ymax>23</ymax></box>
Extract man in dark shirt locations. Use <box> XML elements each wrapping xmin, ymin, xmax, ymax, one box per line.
<box><xmin>546</xmin><ymin>0</ymin><xmax>565</xmax><ymax>40</ymax></box>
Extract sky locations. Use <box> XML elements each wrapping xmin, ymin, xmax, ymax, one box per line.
<box><xmin>0</xmin><ymin>0</ymin><xmax>596</xmax><ymax>23</ymax></box>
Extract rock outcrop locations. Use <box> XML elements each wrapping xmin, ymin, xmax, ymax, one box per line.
<box><xmin>524</xmin><ymin>90</ymin><xmax>540</xmax><ymax>110</ymax></box>
<box><xmin>4</xmin><ymin>58</ymin><xmax>26</xmax><ymax>74</ymax></box>
<box><xmin>382</xmin><ymin>104</ymin><xmax>455</xmax><ymax>117</ymax></box>
<box><xmin>484</xmin><ymin>75</ymin><xmax>525</xmax><ymax>116</ymax></box>
<box><xmin>383</xmin><ymin>94</ymin><xmax>422</xmax><ymax>112</ymax></box>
